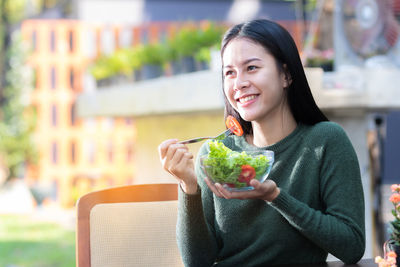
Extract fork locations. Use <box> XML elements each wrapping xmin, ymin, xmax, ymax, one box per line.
<box><xmin>178</xmin><ymin>128</ymin><xmax>233</xmax><ymax>144</ymax></box>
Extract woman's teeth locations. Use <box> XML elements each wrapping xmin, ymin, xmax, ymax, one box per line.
<box><xmin>239</xmin><ymin>95</ymin><xmax>256</xmax><ymax>103</ymax></box>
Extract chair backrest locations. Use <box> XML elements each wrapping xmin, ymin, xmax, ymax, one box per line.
<box><xmin>76</xmin><ymin>183</ymin><xmax>183</xmax><ymax>267</ymax></box>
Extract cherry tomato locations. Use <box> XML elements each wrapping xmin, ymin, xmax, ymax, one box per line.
<box><xmin>225</xmin><ymin>115</ymin><xmax>243</xmax><ymax>136</ymax></box>
<box><xmin>238</xmin><ymin>165</ymin><xmax>256</xmax><ymax>185</ymax></box>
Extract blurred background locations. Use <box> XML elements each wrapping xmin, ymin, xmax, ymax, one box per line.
<box><xmin>0</xmin><ymin>0</ymin><xmax>400</xmax><ymax>266</ymax></box>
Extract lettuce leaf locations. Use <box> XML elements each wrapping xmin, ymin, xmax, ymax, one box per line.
<box><xmin>202</xmin><ymin>140</ymin><xmax>270</xmax><ymax>187</ymax></box>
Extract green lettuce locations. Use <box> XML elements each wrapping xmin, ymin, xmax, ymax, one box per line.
<box><xmin>202</xmin><ymin>140</ymin><xmax>271</xmax><ymax>188</ymax></box>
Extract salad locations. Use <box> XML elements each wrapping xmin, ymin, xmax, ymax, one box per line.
<box><xmin>202</xmin><ymin>140</ymin><xmax>272</xmax><ymax>189</ymax></box>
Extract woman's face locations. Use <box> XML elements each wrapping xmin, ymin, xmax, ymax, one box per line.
<box><xmin>222</xmin><ymin>38</ymin><xmax>290</xmax><ymax>123</ymax></box>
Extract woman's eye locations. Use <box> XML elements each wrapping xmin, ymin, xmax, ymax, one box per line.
<box><xmin>225</xmin><ymin>70</ymin><xmax>234</xmax><ymax>76</ymax></box>
<box><xmin>248</xmin><ymin>65</ymin><xmax>258</xmax><ymax>71</ymax></box>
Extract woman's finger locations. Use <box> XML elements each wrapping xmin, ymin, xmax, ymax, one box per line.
<box><xmin>205</xmin><ymin>178</ymin><xmax>223</xmax><ymax>198</ymax></box>
<box><xmin>172</xmin><ymin>151</ymin><xmax>194</xmax><ymax>173</ymax></box>
<box><xmin>164</xmin><ymin>143</ymin><xmax>187</xmax><ymax>164</ymax></box>
<box><xmin>158</xmin><ymin>139</ymin><xmax>178</xmax><ymax>160</ymax></box>
<box><xmin>168</xmin><ymin>147</ymin><xmax>188</xmax><ymax>168</ymax></box>
<box><xmin>214</xmin><ymin>183</ymin><xmax>234</xmax><ymax>199</ymax></box>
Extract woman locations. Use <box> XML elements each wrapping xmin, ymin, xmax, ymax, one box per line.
<box><xmin>159</xmin><ymin>19</ymin><xmax>365</xmax><ymax>266</ymax></box>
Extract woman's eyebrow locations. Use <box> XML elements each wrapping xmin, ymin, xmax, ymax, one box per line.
<box><xmin>223</xmin><ymin>58</ymin><xmax>262</xmax><ymax>69</ymax></box>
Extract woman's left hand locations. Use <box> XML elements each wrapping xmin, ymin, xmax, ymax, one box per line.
<box><xmin>205</xmin><ymin>178</ymin><xmax>280</xmax><ymax>202</ymax></box>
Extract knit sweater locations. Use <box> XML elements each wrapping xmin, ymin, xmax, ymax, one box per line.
<box><xmin>177</xmin><ymin>122</ymin><xmax>366</xmax><ymax>266</ymax></box>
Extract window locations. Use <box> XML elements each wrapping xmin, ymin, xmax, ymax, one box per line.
<box><xmin>50</xmin><ymin>66</ymin><xmax>56</xmax><ymax>89</ymax></box>
<box><xmin>141</xmin><ymin>28</ymin><xmax>149</xmax><ymax>44</ymax></box>
<box><xmin>68</xmin><ymin>30</ymin><xmax>74</xmax><ymax>52</ymax></box>
<box><xmin>51</xmin><ymin>104</ymin><xmax>57</xmax><ymax>126</ymax></box>
<box><xmin>51</xmin><ymin>142</ymin><xmax>58</xmax><ymax>164</ymax></box>
<box><xmin>70</xmin><ymin>103</ymin><xmax>76</xmax><ymax>126</ymax></box>
<box><xmin>70</xmin><ymin>141</ymin><xmax>76</xmax><ymax>164</ymax></box>
<box><xmin>69</xmin><ymin>67</ymin><xmax>75</xmax><ymax>90</ymax></box>
<box><xmin>50</xmin><ymin>29</ymin><xmax>56</xmax><ymax>52</ymax></box>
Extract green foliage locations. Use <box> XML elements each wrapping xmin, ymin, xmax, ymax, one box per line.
<box><xmin>90</xmin><ymin>21</ymin><xmax>226</xmax><ymax>81</ymax></box>
<box><xmin>90</xmin><ymin>44</ymin><xmax>167</xmax><ymax>80</ymax></box>
<box><xmin>1</xmin><ymin>0</ymin><xmax>65</xmax><ymax>24</ymax></box>
<box><xmin>389</xmin><ymin>185</ymin><xmax>400</xmax><ymax>246</ymax></box>
<box><xmin>167</xmin><ymin>23</ymin><xmax>223</xmax><ymax>59</ymax></box>
<box><xmin>0</xmin><ymin>32</ymin><xmax>37</xmax><ymax>180</ymax></box>
<box><xmin>390</xmin><ymin>220</ymin><xmax>400</xmax><ymax>246</ymax></box>
<box><xmin>165</xmin><ymin>36</ymin><xmax>180</xmax><ymax>62</ymax></box>
<box><xmin>89</xmin><ymin>48</ymin><xmax>141</xmax><ymax>80</ymax></box>
<box><xmin>136</xmin><ymin>43</ymin><xmax>167</xmax><ymax>66</ymax></box>
<box><xmin>172</xmin><ymin>27</ymin><xmax>201</xmax><ymax>57</ymax></box>
<box><xmin>197</xmin><ymin>22</ymin><xmax>224</xmax><ymax>49</ymax></box>
<box><xmin>89</xmin><ymin>55</ymin><xmax>119</xmax><ymax>81</ymax></box>
<box><xmin>390</xmin><ymin>210</ymin><xmax>400</xmax><ymax>246</ymax></box>
<box><xmin>194</xmin><ymin>47</ymin><xmax>211</xmax><ymax>63</ymax></box>
<box><xmin>4</xmin><ymin>0</ymin><xmax>27</xmax><ymax>23</ymax></box>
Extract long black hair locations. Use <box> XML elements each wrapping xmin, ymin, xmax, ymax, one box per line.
<box><xmin>221</xmin><ymin>19</ymin><xmax>328</xmax><ymax>135</ymax></box>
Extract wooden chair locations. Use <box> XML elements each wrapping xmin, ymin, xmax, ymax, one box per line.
<box><xmin>76</xmin><ymin>183</ymin><xmax>183</xmax><ymax>267</ymax></box>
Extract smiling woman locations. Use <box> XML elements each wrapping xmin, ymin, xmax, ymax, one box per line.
<box><xmin>222</xmin><ymin>38</ymin><xmax>294</xmax><ymax>137</ymax></box>
<box><xmin>159</xmin><ymin>19</ymin><xmax>365</xmax><ymax>267</ymax></box>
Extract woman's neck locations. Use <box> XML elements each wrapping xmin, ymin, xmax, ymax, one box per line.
<box><xmin>247</xmin><ymin>110</ymin><xmax>297</xmax><ymax>147</ymax></box>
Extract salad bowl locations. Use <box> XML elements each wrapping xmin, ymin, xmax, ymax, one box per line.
<box><xmin>200</xmin><ymin>141</ymin><xmax>274</xmax><ymax>192</ymax></box>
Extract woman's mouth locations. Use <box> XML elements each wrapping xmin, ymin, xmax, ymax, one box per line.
<box><xmin>237</xmin><ymin>94</ymin><xmax>257</xmax><ymax>104</ymax></box>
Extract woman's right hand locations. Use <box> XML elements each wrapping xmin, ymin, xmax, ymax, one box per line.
<box><xmin>158</xmin><ymin>139</ymin><xmax>198</xmax><ymax>194</ymax></box>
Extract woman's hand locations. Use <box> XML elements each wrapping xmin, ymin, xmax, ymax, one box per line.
<box><xmin>158</xmin><ymin>139</ymin><xmax>197</xmax><ymax>194</ymax></box>
<box><xmin>205</xmin><ymin>178</ymin><xmax>280</xmax><ymax>202</ymax></box>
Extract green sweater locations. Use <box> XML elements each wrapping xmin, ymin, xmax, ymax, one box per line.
<box><xmin>177</xmin><ymin>122</ymin><xmax>365</xmax><ymax>266</ymax></box>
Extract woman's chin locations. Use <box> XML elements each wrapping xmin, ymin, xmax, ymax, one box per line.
<box><xmin>236</xmin><ymin>108</ymin><xmax>255</xmax><ymax>120</ymax></box>
<box><xmin>238</xmin><ymin>113</ymin><xmax>257</xmax><ymax>122</ymax></box>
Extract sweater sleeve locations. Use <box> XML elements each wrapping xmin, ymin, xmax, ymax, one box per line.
<box><xmin>176</xmin><ymin>142</ymin><xmax>219</xmax><ymax>266</ymax></box>
<box><xmin>269</xmin><ymin>125</ymin><xmax>365</xmax><ymax>264</ymax></box>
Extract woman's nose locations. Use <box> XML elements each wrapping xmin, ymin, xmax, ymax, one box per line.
<box><xmin>233</xmin><ymin>74</ymin><xmax>250</xmax><ymax>91</ymax></box>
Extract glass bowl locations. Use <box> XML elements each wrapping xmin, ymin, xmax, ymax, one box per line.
<box><xmin>200</xmin><ymin>150</ymin><xmax>274</xmax><ymax>192</ymax></box>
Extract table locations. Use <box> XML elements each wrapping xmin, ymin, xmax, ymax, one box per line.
<box><xmin>277</xmin><ymin>259</ymin><xmax>375</xmax><ymax>267</ymax></box>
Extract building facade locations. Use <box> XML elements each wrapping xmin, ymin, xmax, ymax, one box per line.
<box><xmin>21</xmin><ymin>20</ymin><xmax>138</xmax><ymax>207</ymax></box>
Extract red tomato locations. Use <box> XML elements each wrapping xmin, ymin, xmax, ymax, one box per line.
<box><xmin>225</xmin><ymin>115</ymin><xmax>244</xmax><ymax>136</ymax></box>
<box><xmin>238</xmin><ymin>165</ymin><xmax>256</xmax><ymax>185</ymax></box>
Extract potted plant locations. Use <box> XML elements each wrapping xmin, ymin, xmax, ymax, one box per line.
<box><xmin>194</xmin><ymin>23</ymin><xmax>224</xmax><ymax>70</ymax></box>
<box><xmin>90</xmin><ymin>55</ymin><xmax>119</xmax><ymax>87</ymax></box>
<box><xmin>165</xmin><ymin>33</ymin><xmax>182</xmax><ymax>74</ymax></box>
<box><xmin>172</xmin><ymin>26</ymin><xmax>201</xmax><ymax>73</ymax></box>
<box><xmin>388</xmin><ymin>184</ymin><xmax>400</xmax><ymax>263</ymax></box>
<box><xmin>194</xmin><ymin>47</ymin><xmax>211</xmax><ymax>70</ymax></box>
<box><xmin>376</xmin><ymin>184</ymin><xmax>400</xmax><ymax>266</ymax></box>
<box><xmin>90</xmin><ymin>49</ymin><xmax>138</xmax><ymax>87</ymax></box>
<box><xmin>123</xmin><ymin>46</ymin><xmax>143</xmax><ymax>81</ymax></box>
<box><xmin>197</xmin><ymin>22</ymin><xmax>224</xmax><ymax>48</ymax></box>
<box><xmin>135</xmin><ymin>43</ymin><xmax>167</xmax><ymax>80</ymax></box>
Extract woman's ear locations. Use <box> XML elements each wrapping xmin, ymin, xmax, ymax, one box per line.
<box><xmin>282</xmin><ymin>64</ymin><xmax>292</xmax><ymax>88</ymax></box>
